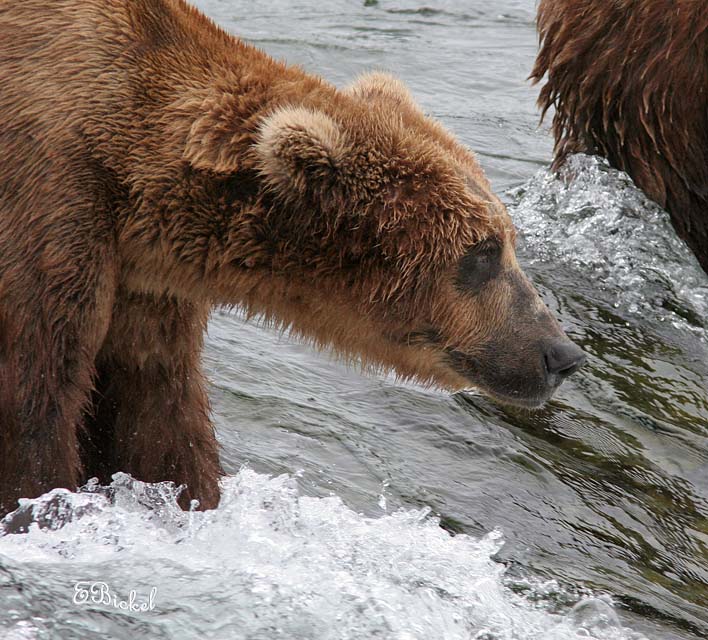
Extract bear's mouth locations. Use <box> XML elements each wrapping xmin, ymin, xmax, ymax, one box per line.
<box><xmin>392</xmin><ymin>331</ymin><xmax>565</xmax><ymax>408</ymax></box>
<box><xmin>445</xmin><ymin>348</ymin><xmax>558</xmax><ymax>409</ymax></box>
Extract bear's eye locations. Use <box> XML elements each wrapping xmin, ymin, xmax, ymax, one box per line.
<box><xmin>456</xmin><ymin>240</ymin><xmax>502</xmax><ymax>292</ymax></box>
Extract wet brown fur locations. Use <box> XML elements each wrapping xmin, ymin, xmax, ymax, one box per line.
<box><xmin>532</xmin><ymin>0</ymin><xmax>708</xmax><ymax>273</ymax></box>
<box><xmin>0</xmin><ymin>0</ymin><xmax>567</xmax><ymax>514</ymax></box>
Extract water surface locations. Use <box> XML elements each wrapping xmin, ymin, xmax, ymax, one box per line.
<box><xmin>1</xmin><ymin>1</ymin><xmax>706</xmax><ymax>639</ymax></box>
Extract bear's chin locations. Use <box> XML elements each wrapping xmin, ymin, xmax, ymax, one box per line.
<box><xmin>485</xmin><ymin>389</ymin><xmax>555</xmax><ymax>410</ymax></box>
<box><xmin>456</xmin><ymin>384</ymin><xmax>556</xmax><ymax>410</ymax></box>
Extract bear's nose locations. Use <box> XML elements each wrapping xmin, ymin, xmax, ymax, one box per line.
<box><xmin>544</xmin><ymin>339</ymin><xmax>586</xmax><ymax>382</ymax></box>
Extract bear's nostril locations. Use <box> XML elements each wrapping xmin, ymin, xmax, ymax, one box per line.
<box><xmin>544</xmin><ymin>340</ymin><xmax>587</xmax><ymax>381</ymax></box>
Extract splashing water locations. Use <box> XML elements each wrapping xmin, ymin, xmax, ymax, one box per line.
<box><xmin>0</xmin><ymin>473</ymin><xmax>649</xmax><ymax>640</ymax></box>
<box><xmin>509</xmin><ymin>154</ymin><xmax>708</xmax><ymax>336</ymax></box>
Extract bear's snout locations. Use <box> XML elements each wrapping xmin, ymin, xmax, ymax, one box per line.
<box><xmin>438</xmin><ymin>262</ymin><xmax>587</xmax><ymax>408</ymax></box>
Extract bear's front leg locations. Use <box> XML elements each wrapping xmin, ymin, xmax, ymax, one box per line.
<box><xmin>87</xmin><ymin>290</ymin><xmax>222</xmax><ymax>510</ymax></box>
<box><xmin>0</xmin><ymin>248</ymin><xmax>116</xmax><ymax>516</ymax></box>
<box><xmin>0</xmin><ymin>304</ymin><xmax>103</xmax><ymax>515</ymax></box>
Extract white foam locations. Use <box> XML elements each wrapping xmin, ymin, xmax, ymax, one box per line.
<box><xmin>0</xmin><ymin>472</ymin><xmax>648</xmax><ymax>639</ymax></box>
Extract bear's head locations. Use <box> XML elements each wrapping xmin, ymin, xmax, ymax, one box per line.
<box><xmin>185</xmin><ymin>72</ymin><xmax>586</xmax><ymax>407</ymax></box>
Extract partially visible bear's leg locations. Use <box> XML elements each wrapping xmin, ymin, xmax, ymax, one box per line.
<box><xmin>0</xmin><ymin>290</ymin><xmax>113</xmax><ymax>514</ymax></box>
<box><xmin>85</xmin><ymin>290</ymin><xmax>222</xmax><ymax>510</ymax></box>
<box><xmin>0</xmin><ymin>153</ymin><xmax>116</xmax><ymax>515</ymax></box>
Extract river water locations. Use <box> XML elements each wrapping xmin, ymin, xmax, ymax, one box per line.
<box><xmin>1</xmin><ymin>1</ymin><xmax>706</xmax><ymax>639</ymax></box>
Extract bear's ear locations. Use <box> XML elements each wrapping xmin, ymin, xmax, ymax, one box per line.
<box><xmin>183</xmin><ymin>92</ymin><xmax>247</xmax><ymax>173</ymax></box>
<box><xmin>254</xmin><ymin>106</ymin><xmax>348</xmax><ymax>195</ymax></box>
<box><xmin>346</xmin><ymin>72</ymin><xmax>422</xmax><ymax>113</ymax></box>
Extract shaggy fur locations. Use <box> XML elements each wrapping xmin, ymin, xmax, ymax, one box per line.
<box><xmin>532</xmin><ymin>0</ymin><xmax>708</xmax><ymax>273</ymax></box>
<box><xmin>0</xmin><ymin>0</ymin><xmax>581</xmax><ymax>514</ymax></box>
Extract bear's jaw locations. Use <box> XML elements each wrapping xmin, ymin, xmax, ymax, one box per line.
<box><xmin>442</xmin><ymin>348</ymin><xmax>550</xmax><ymax>409</ymax></box>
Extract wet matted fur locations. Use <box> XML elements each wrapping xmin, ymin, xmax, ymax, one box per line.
<box><xmin>0</xmin><ymin>0</ymin><xmax>582</xmax><ymax>514</ymax></box>
<box><xmin>532</xmin><ymin>0</ymin><xmax>708</xmax><ymax>273</ymax></box>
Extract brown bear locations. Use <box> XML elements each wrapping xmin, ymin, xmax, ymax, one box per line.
<box><xmin>532</xmin><ymin>0</ymin><xmax>708</xmax><ymax>274</ymax></box>
<box><xmin>0</xmin><ymin>0</ymin><xmax>586</xmax><ymax>515</ymax></box>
